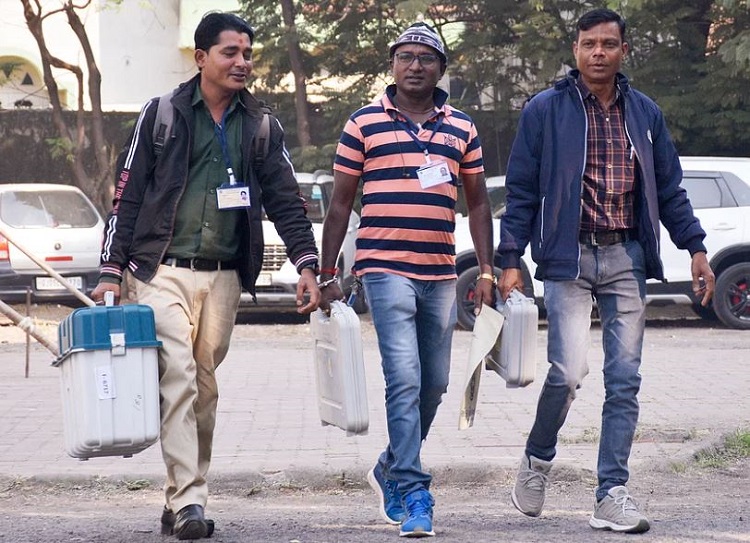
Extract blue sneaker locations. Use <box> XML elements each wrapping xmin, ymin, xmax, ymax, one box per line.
<box><xmin>367</xmin><ymin>465</ymin><xmax>405</xmax><ymax>525</ymax></box>
<box><xmin>399</xmin><ymin>489</ymin><xmax>435</xmax><ymax>538</ymax></box>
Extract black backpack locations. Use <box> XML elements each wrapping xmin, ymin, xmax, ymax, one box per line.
<box><xmin>151</xmin><ymin>89</ymin><xmax>272</xmax><ymax>172</ymax></box>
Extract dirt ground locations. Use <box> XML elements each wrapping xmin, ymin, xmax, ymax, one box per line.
<box><xmin>0</xmin><ymin>456</ymin><xmax>748</xmax><ymax>543</ymax></box>
<box><xmin>1</xmin><ymin>304</ymin><xmax>748</xmax><ymax>542</ymax></box>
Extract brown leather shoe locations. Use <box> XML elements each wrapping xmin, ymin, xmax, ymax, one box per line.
<box><xmin>161</xmin><ymin>504</ymin><xmax>213</xmax><ymax>539</ymax></box>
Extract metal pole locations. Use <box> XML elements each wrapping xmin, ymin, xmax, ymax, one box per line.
<box><xmin>25</xmin><ymin>287</ymin><xmax>31</xmax><ymax>378</ymax></box>
<box><xmin>0</xmin><ymin>298</ymin><xmax>59</xmax><ymax>357</ymax></box>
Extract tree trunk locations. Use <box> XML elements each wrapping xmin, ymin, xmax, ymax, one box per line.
<box><xmin>19</xmin><ymin>0</ymin><xmax>114</xmax><ymax>215</ymax></box>
<box><xmin>280</xmin><ymin>0</ymin><xmax>312</xmax><ymax>148</ymax></box>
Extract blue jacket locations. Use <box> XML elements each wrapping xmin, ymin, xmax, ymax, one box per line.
<box><xmin>498</xmin><ymin>70</ymin><xmax>707</xmax><ymax>282</ymax></box>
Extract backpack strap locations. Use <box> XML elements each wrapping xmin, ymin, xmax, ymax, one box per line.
<box><xmin>153</xmin><ymin>92</ymin><xmax>271</xmax><ymax>169</ymax></box>
<box><xmin>253</xmin><ymin>104</ymin><xmax>272</xmax><ymax>172</ymax></box>
<box><xmin>153</xmin><ymin>90</ymin><xmax>176</xmax><ymax>157</ymax></box>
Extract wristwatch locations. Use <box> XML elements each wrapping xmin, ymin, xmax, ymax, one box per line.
<box><xmin>299</xmin><ymin>261</ymin><xmax>320</xmax><ymax>275</ymax></box>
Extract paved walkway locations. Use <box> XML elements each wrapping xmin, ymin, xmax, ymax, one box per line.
<box><xmin>1</xmin><ymin>314</ymin><xmax>748</xmax><ymax>487</ymax></box>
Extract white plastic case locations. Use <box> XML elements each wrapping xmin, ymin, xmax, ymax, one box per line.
<box><xmin>54</xmin><ymin>304</ymin><xmax>161</xmax><ymax>459</ymax></box>
<box><xmin>310</xmin><ymin>301</ymin><xmax>369</xmax><ymax>435</ymax></box>
<box><xmin>485</xmin><ymin>290</ymin><xmax>538</xmax><ymax>388</ymax></box>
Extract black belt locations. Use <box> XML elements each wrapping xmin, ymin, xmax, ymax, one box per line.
<box><xmin>578</xmin><ymin>229</ymin><xmax>635</xmax><ymax>246</ymax></box>
<box><xmin>162</xmin><ymin>257</ymin><xmax>238</xmax><ymax>271</ymax></box>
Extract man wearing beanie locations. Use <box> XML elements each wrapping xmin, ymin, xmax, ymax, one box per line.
<box><xmin>320</xmin><ymin>21</ymin><xmax>495</xmax><ymax>538</ymax></box>
<box><xmin>92</xmin><ymin>12</ymin><xmax>320</xmax><ymax>539</ymax></box>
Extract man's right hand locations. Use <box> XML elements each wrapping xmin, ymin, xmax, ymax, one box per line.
<box><xmin>91</xmin><ymin>282</ymin><xmax>121</xmax><ymax>306</ymax></box>
<box><xmin>498</xmin><ymin>268</ymin><xmax>523</xmax><ymax>302</ymax></box>
<box><xmin>318</xmin><ymin>280</ymin><xmax>345</xmax><ymax>314</ymax></box>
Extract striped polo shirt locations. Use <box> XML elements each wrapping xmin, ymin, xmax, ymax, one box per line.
<box><xmin>334</xmin><ymin>84</ymin><xmax>484</xmax><ymax>280</ymax></box>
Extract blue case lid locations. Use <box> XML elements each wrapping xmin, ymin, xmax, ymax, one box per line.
<box><xmin>56</xmin><ymin>304</ymin><xmax>162</xmax><ymax>361</ymax></box>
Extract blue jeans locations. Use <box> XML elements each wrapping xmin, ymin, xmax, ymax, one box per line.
<box><xmin>526</xmin><ymin>240</ymin><xmax>646</xmax><ymax>501</ymax></box>
<box><xmin>362</xmin><ymin>272</ymin><xmax>457</xmax><ymax>497</ymax></box>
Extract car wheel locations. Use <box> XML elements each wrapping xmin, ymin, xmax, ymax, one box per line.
<box><xmin>713</xmin><ymin>262</ymin><xmax>750</xmax><ymax>330</ymax></box>
<box><xmin>456</xmin><ymin>265</ymin><xmax>501</xmax><ymax>331</ymax></box>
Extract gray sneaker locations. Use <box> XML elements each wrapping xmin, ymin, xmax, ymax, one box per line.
<box><xmin>511</xmin><ymin>455</ymin><xmax>553</xmax><ymax>517</ymax></box>
<box><xmin>589</xmin><ymin>486</ymin><xmax>651</xmax><ymax>533</ymax></box>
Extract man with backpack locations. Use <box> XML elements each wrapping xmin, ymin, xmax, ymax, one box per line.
<box><xmin>92</xmin><ymin>12</ymin><xmax>320</xmax><ymax>540</ymax></box>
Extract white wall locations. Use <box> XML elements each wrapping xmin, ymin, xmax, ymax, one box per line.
<box><xmin>0</xmin><ymin>0</ymin><xmax>240</xmax><ymax>112</ymax></box>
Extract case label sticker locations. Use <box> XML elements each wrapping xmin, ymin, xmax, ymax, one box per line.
<box><xmin>96</xmin><ymin>366</ymin><xmax>117</xmax><ymax>400</ymax></box>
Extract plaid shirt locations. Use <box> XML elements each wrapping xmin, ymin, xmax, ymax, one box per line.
<box><xmin>578</xmin><ymin>78</ymin><xmax>636</xmax><ymax>232</ymax></box>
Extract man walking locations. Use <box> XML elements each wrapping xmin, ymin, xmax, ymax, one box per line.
<box><xmin>92</xmin><ymin>12</ymin><xmax>320</xmax><ymax>540</ymax></box>
<box><xmin>320</xmin><ymin>22</ymin><xmax>495</xmax><ymax>538</ymax></box>
<box><xmin>498</xmin><ymin>8</ymin><xmax>715</xmax><ymax>534</ymax></box>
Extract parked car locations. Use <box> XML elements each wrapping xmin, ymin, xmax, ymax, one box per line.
<box><xmin>453</xmin><ymin>158</ymin><xmax>750</xmax><ymax>330</ymax></box>
<box><xmin>649</xmin><ymin>156</ymin><xmax>750</xmax><ymax>329</ymax></box>
<box><xmin>0</xmin><ymin>183</ymin><xmax>104</xmax><ymax>304</ymax></box>
<box><xmin>239</xmin><ymin>170</ymin><xmax>364</xmax><ymax>313</ymax></box>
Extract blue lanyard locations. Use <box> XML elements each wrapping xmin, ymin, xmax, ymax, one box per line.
<box><xmin>213</xmin><ymin>107</ymin><xmax>238</xmax><ymax>185</ymax></box>
<box><xmin>396</xmin><ymin>113</ymin><xmax>444</xmax><ymax>162</ymax></box>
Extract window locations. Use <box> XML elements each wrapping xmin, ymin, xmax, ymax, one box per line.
<box><xmin>681</xmin><ymin>176</ymin><xmax>723</xmax><ymax>210</ymax></box>
<box><xmin>0</xmin><ymin>190</ymin><xmax>99</xmax><ymax>228</ymax></box>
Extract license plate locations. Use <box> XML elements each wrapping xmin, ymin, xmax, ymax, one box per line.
<box><xmin>35</xmin><ymin>276</ymin><xmax>83</xmax><ymax>291</ymax></box>
<box><xmin>255</xmin><ymin>272</ymin><xmax>272</xmax><ymax>287</ymax></box>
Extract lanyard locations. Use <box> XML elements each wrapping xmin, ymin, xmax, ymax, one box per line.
<box><xmin>213</xmin><ymin>108</ymin><xmax>237</xmax><ymax>185</ymax></box>
<box><xmin>396</xmin><ymin>113</ymin><xmax>444</xmax><ymax>163</ymax></box>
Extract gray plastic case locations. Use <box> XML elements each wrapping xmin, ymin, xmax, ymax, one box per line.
<box><xmin>310</xmin><ymin>301</ymin><xmax>369</xmax><ymax>435</ymax></box>
<box><xmin>485</xmin><ymin>290</ymin><xmax>538</xmax><ymax>388</ymax></box>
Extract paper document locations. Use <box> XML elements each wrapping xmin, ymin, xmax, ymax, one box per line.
<box><xmin>458</xmin><ymin>305</ymin><xmax>504</xmax><ymax>429</ymax></box>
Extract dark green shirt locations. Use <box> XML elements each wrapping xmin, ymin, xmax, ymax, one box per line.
<box><xmin>167</xmin><ymin>87</ymin><xmax>244</xmax><ymax>261</ymax></box>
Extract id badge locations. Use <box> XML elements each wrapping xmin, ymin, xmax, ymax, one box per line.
<box><xmin>417</xmin><ymin>160</ymin><xmax>452</xmax><ymax>189</ymax></box>
<box><xmin>217</xmin><ymin>183</ymin><xmax>251</xmax><ymax>210</ymax></box>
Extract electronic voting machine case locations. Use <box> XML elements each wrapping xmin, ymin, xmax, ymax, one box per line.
<box><xmin>485</xmin><ymin>290</ymin><xmax>538</xmax><ymax>387</ymax></box>
<box><xmin>54</xmin><ymin>304</ymin><xmax>161</xmax><ymax>459</ymax></box>
<box><xmin>310</xmin><ymin>301</ymin><xmax>368</xmax><ymax>435</ymax></box>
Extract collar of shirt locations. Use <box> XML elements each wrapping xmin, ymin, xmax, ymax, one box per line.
<box><xmin>192</xmin><ymin>86</ymin><xmax>245</xmax><ymax>117</ymax></box>
<box><xmin>383</xmin><ymin>84</ymin><xmax>450</xmax><ymax>120</ymax></box>
<box><xmin>575</xmin><ymin>75</ymin><xmax>621</xmax><ymax>106</ymax></box>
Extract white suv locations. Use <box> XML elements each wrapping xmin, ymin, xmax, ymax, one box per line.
<box><xmin>239</xmin><ymin>171</ymin><xmax>363</xmax><ymax>313</ymax></box>
<box><xmin>453</xmin><ymin>158</ymin><xmax>750</xmax><ymax>330</ymax></box>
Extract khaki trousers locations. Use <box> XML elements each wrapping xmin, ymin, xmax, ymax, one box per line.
<box><xmin>127</xmin><ymin>264</ymin><xmax>241</xmax><ymax>512</ymax></box>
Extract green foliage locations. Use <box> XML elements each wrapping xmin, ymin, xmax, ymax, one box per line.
<box><xmin>45</xmin><ymin>137</ymin><xmax>76</xmax><ymax>163</ymax></box>
<box><xmin>238</xmin><ymin>0</ymin><xmax>750</xmax><ymax>168</ymax></box>
<box><xmin>695</xmin><ymin>429</ymin><xmax>750</xmax><ymax>468</ymax></box>
<box><xmin>288</xmin><ymin>143</ymin><xmax>338</xmax><ymax>172</ymax></box>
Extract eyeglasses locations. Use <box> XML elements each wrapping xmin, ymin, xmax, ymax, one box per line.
<box><xmin>394</xmin><ymin>52</ymin><xmax>440</xmax><ymax>67</ymax></box>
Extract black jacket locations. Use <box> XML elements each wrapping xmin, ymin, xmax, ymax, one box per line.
<box><xmin>100</xmin><ymin>74</ymin><xmax>318</xmax><ymax>296</ymax></box>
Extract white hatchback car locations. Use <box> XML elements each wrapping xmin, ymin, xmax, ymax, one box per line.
<box><xmin>0</xmin><ymin>183</ymin><xmax>104</xmax><ymax>304</ymax></box>
<box><xmin>239</xmin><ymin>171</ymin><xmax>363</xmax><ymax>313</ymax></box>
<box><xmin>454</xmin><ymin>158</ymin><xmax>750</xmax><ymax>330</ymax></box>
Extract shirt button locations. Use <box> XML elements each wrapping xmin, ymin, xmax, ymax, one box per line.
<box><xmin>607</xmin><ymin>164</ymin><xmax>613</xmax><ymax>169</ymax></box>
<box><xmin>212</xmin><ymin>157</ymin><xmax>219</xmax><ymax>162</ymax></box>
<box><xmin>203</xmin><ymin>222</ymin><xmax>210</xmax><ymax>227</ymax></box>
<box><xmin>607</xmin><ymin>139</ymin><xmax>612</xmax><ymax>144</ymax></box>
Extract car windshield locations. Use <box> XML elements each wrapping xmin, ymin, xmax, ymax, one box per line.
<box><xmin>298</xmin><ymin>182</ymin><xmax>329</xmax><ymax>222</ymax></box>
<box><xmin>0</xmin><ymin>190</ymin><xmax>99</xmax><ymax>228</ymax></box>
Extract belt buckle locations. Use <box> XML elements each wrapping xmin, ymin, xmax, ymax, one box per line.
<box><xmin>583</xmin><ymin>232</ymin><xmax>599</xmax><ymax>246</ymax></box>
<box><xmin>189</xmin><ymin>258</ymin><xmax>197</xmax><ymax>271</ymax></box>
